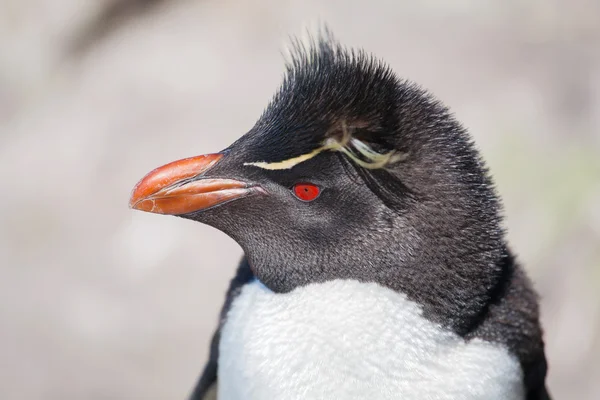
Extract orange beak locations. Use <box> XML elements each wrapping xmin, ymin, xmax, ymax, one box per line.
<box><xmin>129</xmin><ymin>153</ymin><xmax>254</xmax><ymax>215</ymax></box>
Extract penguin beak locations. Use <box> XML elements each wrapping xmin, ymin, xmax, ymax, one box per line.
<box><xmin>129</xmin><ymin>153</ymin><xmax>256</xmax><ymax>215</ymax></box>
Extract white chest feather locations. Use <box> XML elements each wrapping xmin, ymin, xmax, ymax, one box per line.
<box><xmin>218</xmin><ymin>280</ymin><xmax>524</xmax><ymax>400</ymax></box>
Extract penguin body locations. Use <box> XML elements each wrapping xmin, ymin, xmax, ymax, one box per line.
<box><xmin>219</xmin><ymin>279</ymin><xmax>524</xmax><ymax>400</ymax></box>
<box><xmin>129</xmin><ymin>30</ymin><xmax>549</xmax><ymax>400</ymax></box>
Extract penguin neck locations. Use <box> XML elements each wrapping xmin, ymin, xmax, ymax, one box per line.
<box><xmin>244</xmin><ymin>242</ymin><xmax>509</xmax><ymax>337</ymax></box>
<box><xmin>356</xmin><ymin>240</ymin><xmax>511</xmax><ymax>336</ymax></box>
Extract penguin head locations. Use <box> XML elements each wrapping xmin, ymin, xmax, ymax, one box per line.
<box><xmin>130</xmin><ymin>34</ymin><xmax>505</xmax><ymax>330</ymax></box>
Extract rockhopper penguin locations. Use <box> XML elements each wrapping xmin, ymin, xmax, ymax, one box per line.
<box><xmin>129</xmin><ymin>32</ymin><xmax>550</xmax><ymax>400</ymax></box>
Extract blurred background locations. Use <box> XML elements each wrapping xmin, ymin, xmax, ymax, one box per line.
<box><xmin>1</xmin><ymin>0</ymin><xmax>599</xmax><ymax>398</ymax></box>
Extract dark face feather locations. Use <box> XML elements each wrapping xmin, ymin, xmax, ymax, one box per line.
<box><xmin>162</xmin><ymin>34</ymin><xmax>506</xmax><ymax>333</ymax></box>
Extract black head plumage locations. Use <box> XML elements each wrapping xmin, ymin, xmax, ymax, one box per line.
<box><xmin>135</xmin><ymin>29</ymin><xmax>507</xmax><ymax>333</ymax></box>
<box><xmin>185</xmin><ymin>32</ymin><xmax>507</xmax><ymax>335</ymax></box>
<box><xmin>239</xmin><ymin>31</ymin><xmax>415</xmax><ymax>166</ymax></box>
<box><xmin>230</xmin><ymin>32</ymin><xmax>500</xmax><ymax>222</ymax></box>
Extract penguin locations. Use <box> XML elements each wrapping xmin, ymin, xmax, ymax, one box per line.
<box><xmin>129</xmin><ymin>31</ymin><xmax>550</xmax><ymax>400</ymax></box>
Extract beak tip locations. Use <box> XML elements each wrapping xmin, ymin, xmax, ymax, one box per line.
<box><xmin>128</xmin><ymin>181</ymin><xmax>144</xmax><ymax>210</ymax></box>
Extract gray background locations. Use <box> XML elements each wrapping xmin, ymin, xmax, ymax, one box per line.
<box><xmin>1</xmin><ymin>0</ymin><xmax>599</xmax><ymax>398</ymax></box>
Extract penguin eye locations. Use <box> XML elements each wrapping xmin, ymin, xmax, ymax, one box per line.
<box><xmin>292</xmin><ymin>183</ymin><xmax>321</xmax><ymax>202</ymax></box>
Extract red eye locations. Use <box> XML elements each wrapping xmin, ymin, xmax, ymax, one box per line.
<box><xmin>293</xmin><ymin>183</ymin><xmax>321</xmax><ymax>201</ymax></box>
